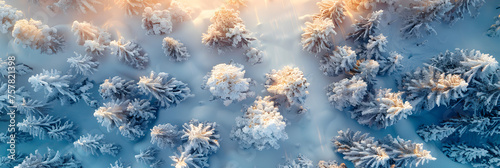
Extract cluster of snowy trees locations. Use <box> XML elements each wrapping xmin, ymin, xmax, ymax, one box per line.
<box><xmin>95</xmin><ymin>71</ymin><xmax>192</xmax><ymax>140</ymax></box>
<box><xmin>332</xmin><ymin>129</ymin><xmax>435</xmax><ymax>168</ymax></box>
<box><xmin>145</xmin><ymin>119</ymin><xmax>220</xmax><ymax>168</ymax></box>
<box><xmin>405</xmin><ymin>48</ymin><xmax>500</xmax><ymax>167</ymax></box>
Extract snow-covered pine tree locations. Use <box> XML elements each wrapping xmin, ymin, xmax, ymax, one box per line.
<box><xmin>168</xmin><ymin>0</ymin><xmax>193</xmax><ymax>22</ymax></box>
<box><xmin>442</xmin><ymin>143</ymin><xmax>499</xmax><ymax>167</ymax></box>
<box><xmin>116</xmin><ymin>0</ymin><xmax>159</xmax><ymax>15</ymax></box>
<box><xmin>99</xmin><ymin>76</ymin><xmax>135</xmax><ymax>100</ymax></box>
<box><xmin>265</xmin><ymin>66</ymin><xmax>309</xmax><ymax>108</ymax></box>
<box><xmin>347</xmin><ymin>10</ymin><xmax>383</xmax><ymax>43</ymax></box>
<box><xmin>315</xmin><ymin>0</ymin><xmax>346</xmax><ymax>28</ymax></box>
<box><xmin>17</xmin><ymin>98</ymin><xmax>50</xmax><ymax>117</ymax></box>
<box><xmin>326</xmin><ymin>76</ymin><xmax>368</xmax><ymax>110</ymax></box>
<box><xmin>109</xmin><ymin>160</ymin><xmax>131</xmax><ymax>168</ymax></box>
<box><xmin>332</xmin><ymin>129</ymin><xmax>435</xmax><ymax>168</ymax></box>
<box><xmin>352</xmin><ymin>88</ymin><xmax>413</xmax><ymax>128</ymax></box>
<box><xmin>0</xmin><ymin>1</ymin><xmax>23</xmax><ymax>34</ymax></box>
<box><xmin>487</xmin><ymin>14</ymin><xmax>500</xmax><ymax>37</ymax></box>
<box><xmin>170</xmin><ymin>146</ymin><xmax>208</xmax><ymax>168</ymax></box>
<box><xmin>400</xmin><ymin>0</ymin><xmax>453</xmax><ymax>38</ymax></box>
<box><xmin>230</xmin><ymin>96</ymin><xmax>288</xmax><ymax>150</ymax></box>
<box><xmin>364</xmin><ymin>34</ymin><xmax>388</xmax><ymax>60</ymax></box>
<box><xmin>278</xmin><ymin>154</ymin><xmax>314</xmax><ymax>168</ymax></box>
<box><xmin>0</xmin><ymin>82</ymin><xmax>28</xmax><ymax>111</ymax></box>
<box><xmin>135</xmin><ymin>146</ymin><xmax>163</xmax><ymax>168</ymax></box>
<box><xmin>244</xmin><ymin>47</ymin><xmax>264</xmax><ymax>65</ymax></box>
<box><xmin>399</xmin><ymin>67</ymin><xmax>468</xmax><ymax>111</ymax></box>
<box><xmin>202</xmin><ymin>6</ymin><xmax>255</xmax><ymax>53</ymax></box>
<box><xmin>417</xmin><ymin>115</ymin><xmax>500</xmax><ymax>142</ymax></box>
<box><xmin>142</xmin><ymin>4</ymin><xmax>172</xmax><ymax>35</ymax></box>
<box><xmin>14</xmin><ymin>148</ymin><xmax>81</xmax><ymax>168</ymax></box>
<box><xmin>94</xmin><ymin>99</ymin><xmax>130</xmax><ymax>131</ymax></box>
<box><xmin>48</xmin><ymin>0</ymin><xmax>102</xmax><ymax>14</ymax></box>
<box><xmin>162</xmin><ymin>37</ymin><xmax>190</xmax><ymax>62</ymax></box>
<box><xmin>17</xmin><ymin>115</ymin><xmax>76</xmax><ymax>141</ymax></box>
<box><xmin>67</xmin><ymin>52</ymin><xmax>99</xmax><ymax>76</ymax></box>
<box><xmin>301</xmin><ymin>18</ymin><xmax>336</xmax><ymax>54</ymax></box>
<box><xmin>443</xmin><ymin>0</ymin><xmax>484</xmax><ymax>25</ymax></box>
<box><xmin>181</xmin><ymin>119</ymin><xmax>220</xmax><ymax>156</ymax></box>
<box><xmin>71</xmin><ymin>21</ymin><xmax>110</xmax><ymax>47</ymax></box>
<box><xmin>353</xmin><ymin>59</ymin><xmax>380</xmax><ymax>82</ymax></box>
<box><xmin>73</xmin><ymin>134</ymin><xmax>121</xmax><ymax>156</ymax></box>
<box><xmin>0</xmin><ymin>58</ymin><xmax>32</xmax><ymax>78</ymax></box>
<box><xmin>12</xmin><ymin>19</ymin><xmax>64</xmax><ymax>54</ymax></box>
<box><xmin>318</xmin><ymin>160</ymin><xmax>347</xmax><ymax>168</ymax></box>
<box><xmin>202</xmin><ymin>63</ymin><xmax>253</xmax><ymax>106</ymax></box>
<box><xmin>379</xmin><ymin>51</ymin><xmax>403</xmax><ymax>75</ymax></box>
<box><xmin>320</xmin><ymin>45</ymin><xmax>357</xmax><ymax>77</ymax></box>
<box><xmin>150</xmin><ymin>123</ymin><xmax>179</xmax><ymax>149</ymax></box>
<box><xmin>109</xmin><ymin>37</ymin><xmax>149</xmax><ymax>69</ymax></box>
<box><xmin>137</xmin><ymin>71</ymin><xmax>192</xmax><ymax>108</ymax></box>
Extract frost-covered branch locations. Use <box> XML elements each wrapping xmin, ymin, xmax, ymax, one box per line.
<box><xmin>347</xmin><ymin>10</ymin><xmax>383</xmax><ymax>43</ymax></box>
<box><xmin>162</xmin><ymin>37</ymin><xmax>190</xmax><ymax>62</ymax></box>
<box><xmin>14</xmin><ymin>148</ymin><xmax>81</xmax><ymax>168</ymax></box>
<box><xmin>73</xmin><ymin>134</ymin><xmax>121</xmax><ymax>156</ymax></box>
<box><xmin>99</xmin><ymin>76</ymin><xmax>135</xmax><ymax>100</ymax></box>
<box><xmin>400</xmin><ymin>0</ymin><xmax>453</xmax><ymax>38</ymax></box>
<box><xmin>138</xmin><ymin>71</ymin><xmax>192</xmax><ymax>108</ymax></box>
<box><xmin>67</xmin><ymin>52</ymin><xmax>99</xmax><ymax>76</ymax></box>
<box><xmin>17</xmin><ymin>115</ymin><xmax>76</xmax><ymax>141</ymax></box>
<box><xmin>109</xmin><ymin>37</ymin><xmax>149</xmax><ymax>69</ymax></box>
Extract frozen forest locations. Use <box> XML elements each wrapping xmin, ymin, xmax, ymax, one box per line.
<box><xmin>0</xmin><ymin>0</ymin><xmax>499</xmax><ymax>167</ymax></box>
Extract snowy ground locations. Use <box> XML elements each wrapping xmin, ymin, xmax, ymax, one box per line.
<box><xmin>1</xmin><ymin>0</ymin><xmax>500</xmax><ymax>167</ymax></box>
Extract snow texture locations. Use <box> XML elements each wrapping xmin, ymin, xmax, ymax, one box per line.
<box><xmin>0</xmin><ymin>1</ymin><xmax>23</xmax><ymax>34</ymax></box>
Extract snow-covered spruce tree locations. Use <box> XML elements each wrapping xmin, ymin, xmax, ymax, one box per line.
<box><xmin>399</xmin><ymin>67</ymin><xmax>468</xmax><ymax>111</ymax></box>
<box><xmin>352</xmin><ymin>89</ymin><xmax>413</xmax><ymax>128</ymax></box>
<box><xmin>318</xmin><ymin>160</ymin><xmax>347</xmax><ymax>168</ymax></box>
<box><xmin>363</xmin><ymin>34</ymin><xmax>388</xmax><ymax>60</ymax></box>
<box><xmin>0</xmin><ymin>58</ymin><xmax>32</xmax><ymax>78</ymax></box>
<box><xmin>442</xmin><ymin>143</ymin><xmax>500</xmax><ymax>167</ymax></box>
<box><xmin>417</xmin><ymin>115</ymin><xmax>500</xmax><ymax>142</ymax></box>
<box><xmin>12</xmin><ymin>19</ymin><xmax>64</xmax><ymax>54</ymax></box>
<box><xmin>99</xmin><ymin>76</ymin><xmax>135</xmax><ymax>100</ymax></box>
<box><xmin>381</xmin><ymin>135</ymin><xmax>436</xmax><ymax>167</ymax></box>
<box><xmin>47</xmin><ymin>0</ymin><xmax>102</xmax><ymax>14</ymax></box>
<box><xmin>73</xmin><ymin>134</ymin><xmax>121</xmax><ymax>156</ymax></box>
<box><xmin>109</xmin><ymin>37</ymin><xmax>149</xmax><ymax>69</ymax></box>
<box><xmin>116</xmin><ymin>0</ymin><xmax>159</xmax><ymax>15</ymax></box>
<box><xmin>17</xmin><ymin>115</ymin><xmax>76</xmax><ymax>141</ymax></box>
<box><xmin>135</xmin><ymin>147</ymin><xmax>163</xmax><ymax>168</ymax></box>
<box><xmin>230</xmin><ymin>96</ymin><xmax>288</xmax><ymax>150</ymax></box>
<box><xmin>138</xmin><ymin>71</ymin><xmax>192</xmax><ymax>108</ymax></box>
<box><xmin>17</xmin><ymin>98</ymin><xmax>50</xmax><ymax>117</ymax></box>
<box><xmin>487</xmin><ymin>15</ymin><xmax>500</xmax><ymax>37</ymax></box>
<box><xmin>202</xmin><ymin>63</ymin><xmax>253</xmax><ymax>106</ymax></box>
<box><xmin>71</xmin><ymin>21</ymin><xmax>110</xmax><ymax>47</ymax></box>
<box><xmin>379</xmin><ymin>51</ymin><xmax>403</xmax><ymax>75</ymax></box>
<box><xmin>352</xmin><ymin>59</ymin><xmax>380</xmax><ymax>82</ymax></box>
<box><xmin>347</xmin><ymin>10</ymin><xmax>383</xmax><ymax>43</ymax></box>
<box><xmin>150</xmin><ymin>123</ymin><xmax>179</xmax><ymax>149</ymax></box>
<box><xmin>301</xmin><ymin>18</ymin><xmax>336</xmax><ymax>54</ymax></box>
<box><xmin>314</xmin><ymin>0</ymin><xmax>346</xmax><ymax>28</ymax></box>
<box><xmin>332</xmin><ymin>129</ymin><xmax>435</xmax><ymax>168</ymax></box>
<box><xmin>0</xmin><ymin>1</ymin><xmax>23</xmax><ymax>34</ymax></box>
<box><xmin>109</xmin><ymin>160</ymin><xmax>131</xmax><ymax>168</ymax></box>
<box><xmin>465</xmin><ymin>78</ymin><xmax>500</xmax><ymax>113</ymax></box>
<box><xmin>443</xmin><ymin>144</ymin><xmax>500</xmax><ymax>167</ymax></box>
<box><xmin>168</xmin><ymin>0</ymin><xmax>193</xmax><ymax>22</ymax></box>
<box><xmin>443</xmin><ymin>0</ymin><xmax>484</xmax><ymax>25</ymax></box>
<box><xmin>162</xmin><ymin>37</ymin><xmax>190</xmax><ymax>62</ymax></box>
<box><xmin>170</xmin><ymin>146</ymin><xmax>208</xmax><ymax>168</ymax></box>
<box><xmin>326</xmin><ymin>76</ymin><xmax>367</xmax><ymax>110</ymax></box>
<box><xmin>84</xmin><ymin>39</ymin><xmax>106</xmax><ymax>56</ymax></box>
<box><xmin>94</xmin><ymin>99</ymin><xmax>130</xmax><ymax>132</ymax></box>
<box><xmin>28</xmin><ymin>69</ymin><xmax>97</xmax><ymax>106</ymax></box>
<box><xmin>265</xmin><ymin>66</ymin><xmax>309</xmax><ymax>108</ymax></box>
<box><xmin>202</xmin><ymin>6</ymin><xmax>255</xmax><ymax>53</ymax></box>
<box><xmin>142</xmin><ymin>4</ymin><xmax>172</xmax><ymax>35</ymax></box>
<box><xmin>0</xmin><ymin>82</ymin><xmax>28</xmax><ymax>111</ymax></box>
<box><xmin>0</xmin><ymin>131</ymin><xmax>33</xmax><ymax>144</ymax></box>
<box><xmin>460</xmin><ymin>49</ymin><xmax>498</xmax><ymax>82</ymax></box>
<box><xmin>14</xmin><ymin>148</ymin><xmax>81</xmax><ymax>168</ymax></box>
<box><xmin>67</xmin><ymin>52</ymin><xmax>99</xmax><ymax>76</ymax></box>
<box><xmin>278</xmin><ymin>154</ymin><xmax>314</xmax><ymax>168</ymax></box>
<box><xmin>244</xmin><ymin>47</ymin><xmax>264</xmax><ymax>65</ymax></box>
<box><xmin>400</xmin><ymin>0</ymin><xmax>453</xmax><ymax>38</ymax></box>
<box><xmin>181</xmin><ymin>119</ymin><xmax>220</xmax><ymax>156</ymax></box>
